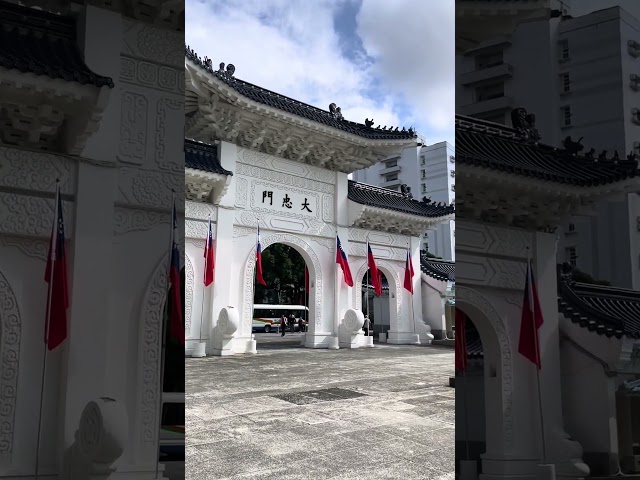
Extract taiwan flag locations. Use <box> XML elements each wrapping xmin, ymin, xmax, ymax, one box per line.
<box><xmin>367</xmin><ymin>243</ymin><xmax>382</xmax><ymax>296</ymax></box>
<box><xmin>518</xmin><ymin>258</ymin><xmax>544</xmax><ymax>369</ymax></box>
<box><xmin>335</xmin><ymin>236</ymin><xmax>354</xmax><ymax>287</ymax></box>
<box><xmin>403</xmin><ymin>249</ymin><xmax>414</xmax><ymax>294</ymax></box>
<box><xmin>166</xmin><ymin>198</ymin><xmax>185</xmax><ymax>346</ymax></box>
<box><xmin>203</xmin><ymin>217</ymin><xmax>215</xmax><ymax>286</ymax></box>
<box><xmin>455</xmin><ymin>309</ymin><xmax>468</xmax><ymax>373</ymax></box>
<box><xmin>256</xmin><ymin>225</ymin><xmax>266</xmax><ymax>286</ymax></box>
<box><xmin>44</xmin><ymin>182</ymin><xmax>69</xmax><ymax>351</ymax></box>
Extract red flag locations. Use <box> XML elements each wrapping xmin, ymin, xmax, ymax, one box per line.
<box><xmin>403</xmin><ymin>249</ymin><xmax>414</xmax><ymax>294</ymax></box>
<box><xmin>518</xmin><ymin>259</ymin><xmax>544</xmax><ymax>369</ymax></box>
<box><xmin>335</xmin><ymin>236</ymin><xmax>354</xmax><ymax>287</ymax></box>
<box><xmin>455</xmin><ymin>308</ymin><xmax>468</xmax><ymax>372</ymax></box>
<box><xmin>203</xmin><ymin>217</ymin><xmax>215</xmax><ymax>286</ymax></box>
<box><xmin>256</xmin><ymin>225</ymin><xmax>266</xmax><ymax>286</ymax></box>
<box><xmin>167</xmin><ymin>199</ymin><xmax>185</xmax><ymax>345</ymax></box>
<box><xmin>367</xmin><ymin>243</ymin><xmax>382</xmax><ymax>295</ymax></box>
<box><xmin>44</xmin><ymin>184</ymin><xmax>69</xmax><ymax>350</ymax></box>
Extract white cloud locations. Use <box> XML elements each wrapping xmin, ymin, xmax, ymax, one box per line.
<box><xmin>186</xmin><ymin>0</ymin><xmax>453</xmax><ymax>144</ymax></box>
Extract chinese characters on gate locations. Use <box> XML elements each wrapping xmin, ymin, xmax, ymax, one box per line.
<box><xmin>261</xmin><ymin>190</ymin><xmax>313</xmax><ymax>212</ymax></box>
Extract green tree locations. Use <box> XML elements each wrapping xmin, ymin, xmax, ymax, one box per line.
<box><xmin>254</xmin><ymin>244</ymin><xmax>307</xmax><ymax>304</ymax></box>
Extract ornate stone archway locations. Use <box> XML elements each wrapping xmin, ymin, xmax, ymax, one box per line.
<box><xmin>241</xmin><ymin>233</ymin><xmax>322</xmax><ymax>332</ymax></box>
<box><xmin>353</xmin><ymin>259</ymin><xmax>402</xmax><ymax>330</ymax></box>
<box><xmin>0</xmin><ymin>270</ymin><xmax>20</xmax><ymax>466</ymax></box>
<box><xmin>456</xmin><ymin>285</ymin><xmax>514</xmax><ymax>449</ymax></box>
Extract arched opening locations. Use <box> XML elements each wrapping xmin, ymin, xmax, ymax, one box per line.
<box><xmin>251</xmin><ymin>242</ymin><xmax>313</xmax><ymax>349</ymax></box>
<box><xmin>361</xmin><ymin>269</ymin><xmax>391</xmax><ymax>338</ymax></box>
<box><xmin>455</xmin><ymin>291</ymin><xmax>513</xmax><ymax>477</ymax></box>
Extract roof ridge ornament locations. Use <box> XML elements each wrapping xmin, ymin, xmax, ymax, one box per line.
<box><xmin>329</xmin><ymin>103</ymin><xmax>344</xmax><ymax>120</ymax></box>
<box><xmin>510</xmin><ymin>107</ymin><xmax>541</xmax><ymax>144</ymax></box>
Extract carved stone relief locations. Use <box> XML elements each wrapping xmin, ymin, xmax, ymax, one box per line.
<box><xmin>122</xmin><ymin>20</ymin><xmax>183</xmax><ymax>67</ymax></box>
<box><xmin>185</xmin><ymin>201</ymin><xmax>217</xmax><ymax>221</ymax></box>
<box><xmin>118</xmin><ymin>92</ymin><xmax>148</xmax><ymax>165</ymax></box>
<box><xmin>114</xmin><ymin>207</ymin><xmax>170</xmax><ymax>236</ymax></box>
<box><xmin>120</xmin><ymin>57</ymin><xmax>184</xmax><ymax>95</ymax></box>
<box><xmin>457</xmin><ymin>221</ymin><xmax>532</xmax><ymax>259</ymax></box>
<box><xmin>236</xmin><ymin>148</ymin><xmax>334</xmax><ymax>185</ymax></box>
<box><xmin>348</xmin><ymin>228</ymin><xmax>409</xmax><ymax>247</ymax></box>
<box><xmin>456</xmin><ymin>255</ymin><xmax>526</xmax><ymax>291</ymax></box>
<box><xmin>241</xmin><ymin>233</ymin><xmax>322</xmax><ymax>331</ymax></box>
<box><xmin>0</xmin><ymin>147</ymin><xmax>76</xmax><ymax>194</ymax></box>
<box><xmin>233</xmin><ymin>226</ymin><xmax>254</xmax><ymax>238</ymax></box>
<box><xmin>0</xmin><ymin>269</ymin><xmax>21</xmax><ymax>465</ymax></box>
<box><xmin>155</xmin><ymin>98</ymin><xmax>185</xmax><ymax>173</ymax></box>
<box><xmin>322</xmin><ymin>195</ymin><xmax>334</xmax><ymax>223</ymax></box>
<box><xmin>137</xmin><ymin>256</ymin><xmax>168</xmax><ymax>448</ymax></box>
<box><xmin>235</xmin><ymin>178</ymin><xmax>248</xmax><ymax>208</ymax></box>
<box><xmin>0</xmin><ymin>236</ymin><xmax>48</xmax><ymax>261</ymax></box>
<box><xmin>0</xmin><ymin>193</ymin><xmax>73</xmax><ymax>238</ymax></box>
<box><xmin>456</xmin><ymin>286</ymin><xmax>514</xmax><ymax>448</ymax></box>
<box><xmin>185</xmin><ymin>220</ymin><xmax>209</xmax><ymax>240</ymax></box>
<box><xmin>185</xmin><ymin>255</ymin><xmax>194</xmax><ymax>336</ymax></box>
<box><xmin>349</xmin><ymin>243</ymin><xmax>407</xmax><ymax>262</ymax></box>
<box><xmin>117</xmin><ymin>168</ymin><xmax>184</xmax><ymax>210</ymax></box>
<box><xmin>235</xmin><ymin>165</ymin><xmax>334</xmax><ymax>194</ymax></box>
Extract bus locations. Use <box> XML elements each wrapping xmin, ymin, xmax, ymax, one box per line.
<box><xmin>252</xmin><ymin>304</ymin><xmax>309</xmax><ymax>333</ymax></box>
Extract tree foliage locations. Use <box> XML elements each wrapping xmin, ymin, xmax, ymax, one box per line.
<box><xmin>254</xmin><ymin>244</ymin><xmax>308</xmax><ymax>304</ymax></box>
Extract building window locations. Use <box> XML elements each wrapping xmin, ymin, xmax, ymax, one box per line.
<box><xmin>385</xmin><ymin>159</ymin><xmax>397</xmax><ymax>168</ymax></box>
<box><xmin>475</xmin><ymin>82</ymin><xmax>504</xmax><ymax>102</ymax></box>
<box><xmin>561</xmin><ymin>105</ymin><xmax>572</xmax><ymax>126</ymax></box>
<box><xmin>567</xmin><ymin>247</ymin><xmax>577</xmax><ymax>266</ymax></box>
<box><xmin>420</xmin><ymin>155</ymin><xmax>426</xmax><ymax>165</ymax></box>
<box><xmin>386</xmin><ymin>173</ymin><xmax>398</xmax><ymax>181</ymax></box>
<box><xmin>450</xmin><ymin>155</ymin><xmax>455</xmax><ymax>163</ymax></box>
<box><xmin>421</xmin><ymin>170</ymin><xmax>426</xmax><ymax>179</ymax></box>
<box><xmin>450</xmin><ymin>170</ymin><xmax>455</xmax><ymax>178</ymax></box>
<box><xmin>568</xmin><ymin>223</ymin><xmax>575</xmax><ymax>232</ymax></box>
<box><xmin>476</xmin><ymin>50</ymin><xmax>503</xmax><ymax>70</ymax></box>
<box><xmin>559</xmin><ymin>39</ymin><xmax>569</xmax><ymax>61</ymax></box>
<box><xmin>560</xmin><ymin>73</ymin><xmax>571</xmax><ymax>93</ymax></box>
<box><xmin>421</xmin><ymin>184</ymin><xmax>427</xmax><ymax>193</ymax></box>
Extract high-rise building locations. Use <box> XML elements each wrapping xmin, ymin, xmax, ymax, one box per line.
<box><xmin>457</xmin><ymin>3</ymin><xmax>640</xmax><ymax>289</ymax></box>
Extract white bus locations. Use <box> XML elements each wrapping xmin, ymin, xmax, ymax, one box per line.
<box><xmin>252</xmin><ymin>304</ymin><xmax>309</xmax><ymax>333</ymax></box>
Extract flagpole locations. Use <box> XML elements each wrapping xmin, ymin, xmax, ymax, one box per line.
<box><xmin>408</xmin><ymin>239</ymin><xmax>416</xmax><ymax>336</ymax></box>
<box><xmin>155</xmin><ymin>190</ymin><xmax>175</xmax><ymax>479</ymax></box>
<box><xmin>250</xmin><ymin>218</ymin><xmax>259</xmax><ymax>333</ymax></box>
<box><xmin>197</xmin><ymin>215</ymin><xmax>211</xmax><ymax>344</ymax></box>
<box><xmin>34</xmin><ymin>179</ymin><xmax>60</xmax><ymax>480</ymax></box>
<box><xmin>334</xmin><ymin>238</ymin><xmax>339</xmax><ymax>338</ymax></box>
<box><xmin>365</xmin><ymin>242</ymin><xmax>369</xmax><ymax>333</ymax></box>
<box><xmin>528</xmin><ymin>247</ymin><xmax>547</xmax><ymax>461</ymax></box>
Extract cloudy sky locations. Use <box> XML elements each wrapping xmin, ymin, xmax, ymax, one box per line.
<box><xmin>186</xmin><ymin>0</ymin><xmax>455</xmax><ymax>145</ymax></box>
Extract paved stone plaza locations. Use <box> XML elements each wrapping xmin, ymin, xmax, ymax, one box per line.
<box><xmin>186</xmin><ymin>335</ymin><xmax>454</xmax><ymax>479</ymax></box>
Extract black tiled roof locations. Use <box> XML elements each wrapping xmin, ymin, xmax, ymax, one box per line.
<box><xmin>456</xmin><ymin>115</ymin><xmax>638</xmax><ymax>186</ymax></box>
<box><xmin>557</xmin><ymin>265</ymin><xmax>640</xmax><ymax>339</ymax></box>
<box><xmin>185</xmin><ymin>139</ymin><xmax>233</xmax><ymax>176</ymax></box>
<box><xmin>420</xmin><ymin>253</ymin><xmax>455</xmax><ymax>282</ymax></box>
<box><xmin>186</xmin><ymin>46</ymin><xmax>417</xmax><ymax>141</ymax></box>
<box><xmin>348</xmin><ymin>181</ymin><xmax>455</xmax><ymax>218</ymax></box>
<box><xmin>0</xmin><ymin>2</ymin><xmax>113</xmax><ymax>88</ymax></box>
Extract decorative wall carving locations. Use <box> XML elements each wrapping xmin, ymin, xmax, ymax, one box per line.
<box><xmin>322</xmin><ymin>195</ymin><xmax>334</xmax><ymax>223</ymax></box>
<box><xmin>348</xmin><ymin>228</ymin><xmax>409</xmax><ymax>247</ymax></box>
<box><xmin>118</xmin><ymin>92</ymin><xmax>148</xmax><ymax>165</ymax></box>
<box><xmin>185</xmin><ymin>255</ymin><xmax>194</xmax><ymax>336</ymax></box>
<box><xmin>312</xmin><ymin>238</ymin><xmax>335</xmax><ymax>252</ymax></box>
<box><xmin>0</xmin><ymin>269</ymin><xmax>21</xmax><ymax>465</ymax></box>
<box><xmin>137</xmin><ymin>256</ymin><xmax>168</xmax><ymax>448</ymax></box>
<box><xmin>114</xmin><ymin>207</ymin><xmax>170</xmax><ymax>235</ymax></box>
<box><xmin>120</xmin><ymin>57</ymin><xmax>184</xmax><ymax>95</ymax></box>
<box><xmin>456</xmin><ymin>286</ymin><xmax>514</xmax><ymax>448</ymax></box>
<box><xmin>349</xmin><ymin>243</ymin><xmax>407</xmax><ymax>262</ymax></box>
<box><xmin>233</xmin><ymin>226</ymin><xmax>254</xmax><ymax>238</ymax></box>
<box><xmin>185</xmin><ymin>220</ymin><xmax>208</xmax><ymax>240</ymax></box>
<box><xmin>122</xmin><ymin>21</ymin><xmax>183</xmax><ymax>67</ymax></box>
<box><xmin>249</xmin><ymin>180</ymin><xmax>320</xmax><ymax>221</ymax></box>
<box><xmin>118</xmin><ymin>168</ymin><xmax>184</xmax><ymax>210</ymax></box>
<box><xmin>187</xmin><ymin>238</ymin><xmax>206</xmax><ymax>249</ymax></box>
<box><xmin>241</xmin><ymin>233</ymin><xmax>323</xmax><ymax>331</ymax></box>
<box><xmin>457</xmin><ymin>222</ymin><xmax>532</xmax><ymax>259</ymax></box>
<box><xmin>155</xmin><ymin>98</ymin><xmax>184</xmax><ymax>173</ymax></box>
<box><xmin>235</xmin><ymin>178</ymin><xmax>248</xmax><ymax>208</ymax></box>
<box><xmin>236</xmin><ymin>165</ymin><xmax>335</xmax><ymax>194</ymax></box>
<box><xmin>185</xmin><ymin>201</ymin><xmax>216</xmax><ymax>221</ymax></box>
<box><xmin>0</xmin><ymin>236</ymin><xmax>48</xmax><ymax>261</ymax></box>
<box><xmin>0</xmin><ymin>193</ymin><xmax>73</xmax><ymax>238</ymax></box>
<box><xmin>456</xmin><ymin>255</ymin><xmax>526</xmax><ymax>291</ymax></box>
<box><xmin>0</xmin><ymin>147</ymin><xmax>75</xmax><ymax>194</ymax></box>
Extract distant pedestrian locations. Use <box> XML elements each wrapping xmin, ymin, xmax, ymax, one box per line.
<box><xmin>280</xmin><ymin>314</ymin><xmax>287</xmax><ymax>336</ymax></box>
<box><xmin>298</xmin><ymin>317</ymin><xmax>303</xmax><ymax>333</ymax></box>
<box><xmin>289</xmin><ymin>313</ymin><xmax>296</xmax><ymax>332</ymax></box>
<box><xmin>363</xmin><ymin>315</ymin><xmax>370</xmax><ymax>336</ymax></box>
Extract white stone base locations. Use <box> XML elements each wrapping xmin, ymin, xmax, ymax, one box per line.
<box><xmin>387</xmin><ymin>331</ymin><xmax>421</xmax><ymax>345</ymax></box>
<box><xmin>339</xmin><ymin>331</ymin><xmax>363</xmax><ymax>349</ymax></box>
<box><xmin>328</xmin><ymin>336</ymin><xmax>339</xmax><ymax>349</ymax></box>
<box><xmin>191</xmin><ymin>342</ymin><xmax>207</xmax><ymax>357</ymax></box>
<box><xmin>304</xmin><ymin>333</ymin><xmax>334</xmax><ymax>348</ymax></box>
<box><xmin>418</xmin><ymin>332</ymin><xmax>434</xmax><ymax>345</ymax></box>
<box><xmin>363</xmin><ymin>336</ymin><xmax>374</xmax><ymax>348</ymax></box>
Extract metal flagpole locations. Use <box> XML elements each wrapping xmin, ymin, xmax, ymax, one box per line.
<box><xmin>250</xmin><ymin>218</ymin><xmax>260</xmax><ymax>333</ymax></box>
<box><xmin>408</xmin><ymin>239</ymin><xmax>416</xmax><ymax>336</ymax></box>
<box><xmin>34</xmin><ymin>179</ymin><xmax>60</xmax><ymax>480</ymax></box>
<box><xmin>528</xmin><ymin>247</ymin><xmax>547</xmax><ymax>461</ymax></box>
<box><xmin>334</xmin><ymin>237</ymin><xmax>339</xmax><ymax>338</ymax></box>
<box><xmin>365</xmin><ymin>241</ymin><xmax>370</xmax><ymax>334</ymax></box>
<box><xmin>155</xmin><ymin>190</ymin><xmax>175</xmax><ymax>479</ymax></box>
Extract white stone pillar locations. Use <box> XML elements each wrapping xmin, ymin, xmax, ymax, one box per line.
<box><xmin>411</xmin><ymin>235</ymin><xmax>427</xmax><ymax>344</ymax></box>
<box><xmin>208</xmin><ymin>141</ymin><xmax>241</xmax><ymax>355</ymax></box>
<box><xmin>57</xmin><ymin>3</ymin><xmax>121</xmax><ymax>465</ymax></box>
<box><xmin>331</xmin><ymin>172</ymin><xmax>350</xmax><ymax>348</ymax></box>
